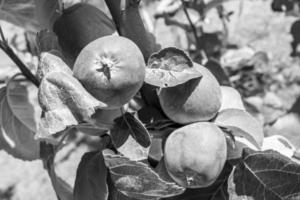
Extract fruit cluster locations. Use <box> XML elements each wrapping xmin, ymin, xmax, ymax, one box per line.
<box><xmin>38</xmin><ymin>2</ymin><xmax>264</xmax><ymax>190</ymax></box>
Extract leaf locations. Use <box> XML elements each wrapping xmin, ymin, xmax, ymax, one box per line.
<box><xmin>107</xmin><ymin>173</ymin><xmax>136</xmax><ymax>200</ymax></box>
<box><xmin>37</xmin><ymin>71</ymin><xmax>107</xmax><ymax>139</ymax></box>
<box><xmin>214</xmin><ymin>109</ymin><xmax>264</xmax><ymax>159</ymax></box>
<box><xmin>149</xmin><ymin>138</ymin><xmax>163</xmax><ymax>162</ymax></box>
<box><xmin>0</xmin><ymin>0</ymin><xmax>38</xmax><ymax>31</ymax></box>
<box><xmin>110</xmin><ymin>113</ymin><xmax>151</xmax><ymax>161</ymax></box>
<box><xmin>103</xmin><ymin>149</ymin><xmax>185</xmax><ymax>200</ymax></box>
<box><xmin>232</xmin><ymin>148</ymin><xmax>300</xmax><ymax>200</ymax></box>
<box><xmin>74</xmin><ymin>151</ymin><xmax>108</xmax><ymax>200</ymax></box>
<box><xmin>34</xmin><ymin>0</ymin><xmax>60</xmax><ymax>30</ymax></box>
<box><xmin>36</xmin><ymin>52</ymin><xmax>72</xmax><ymax>82</ymax></box>
<box><xmin>56</xmin><ymin>176</ymin><xmax>74</xmax><ymax>200</ymax></box>
<box><xmin>0</xmin><ymin>76</ymin><xmax>40</xmax><ymax>160</ymax></box>
<box><xmin>145</xmin><ymin>47</ymin><xmax>202</xmax><ymax>88</ymax></box>
<box><xmin>76</xmin><ymin>123</ymin><xmax>109</xmax><ymax>137</ymax></box>
<box><xmin>36</xmin><ymin>29</ymin><xmax>62</xmax><ymax>55</ymax></box>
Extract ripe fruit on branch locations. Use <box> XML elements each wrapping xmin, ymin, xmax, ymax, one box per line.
<box><xmin>158</xmin><ymin>63</ymin><xmax>222</xmax><ymax>124</ymax></box>
<box><xmin>53</xmin><ymin>3</ymin><xmax>117</xmax><ymax>63</ymax></box>
<box><xmin>73</xmin><ymin>35</ymin><xmax>146</xmax><ymax>109</ymax></box>
<box><xmin>164</xmin><ymin>122</ymin><xmax>227</xmax><ymax>188</ymax></box>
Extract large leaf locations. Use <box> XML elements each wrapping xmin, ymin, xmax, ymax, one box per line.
<box><xmin>37</xmin><ymin>71</ymin><xmax>107</xmax><ymax>139</ymax></box>
<box><xmin>145</xmin><ymin>47</ymin><xmax>202</xmax><ymax>88</ymax></box>
<box><xmin>74</xmin><ymin>151</ymin><xmax>108</xmax><ymax>200</ymax></box>
<box><xmin>103</xmin><ymin>149</ymin><xmax>185</xmax><ymax>200</ymax></box>
<box><xmin>110</xmin><ymin>113</ymin><xmax>151</xmax><ymax>161</ymax></box>
<box><xmin>232</xmin><ymin>148</ymin><xmax>300</xmax><ymax>200</ymax></box>
<box><xmin>0</xmin><ymin>76</ymin><xmax>40</xmax><ymax>160</ymax></box>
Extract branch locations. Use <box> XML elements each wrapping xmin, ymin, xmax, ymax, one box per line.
<box><xmin>0</xmin><ymin>26</ymin><xmax>40</xmax><ymax>87</ymax></box>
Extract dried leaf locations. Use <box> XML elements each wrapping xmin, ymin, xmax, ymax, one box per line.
<box><xmin>36</xmin><ymin>52</ymin><xmax>72</xmax><ymax>82</ymax></box>
<box><xmin>145</xmin><ymin>47</ymin><xmax>202</xmax><ymax>88</ymax></box>
<box><xmin>233</xmin><ymin>148</ymin><xmax>300</xmax><ymax>200</ymax></box>
<box><xmin>74</xmin><ymin>151</ymin><xmax>108</xmax><ymax>200</ymax></box>
<box><xmin>103</xmin><ymin>149</ymin><xmax>185</xmax><ymax>200</ymax></box>
<box><xmin>37</xmin><ymin>71</ymin><xmax>107</xmax><ymax>139</ymax></box>
<box><xmin>0</xmin><ymin>77</ymin><xmax>40</xmax><ymax>160</ymax></box>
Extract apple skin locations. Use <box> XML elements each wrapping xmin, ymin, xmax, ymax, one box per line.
<box><xmin>73</xmin><ymin>35</ymin><xmax>145</xmax><ymax>109</ymax></box>
<box><xmin>164</xmin><ymin>122</ymin><xmax>227</xmax><ymax>188</ymax></box>
<box><xmin>158</xmin><ymin>63</ymin><xmax>222</xmax><ymax>124</ymax></box>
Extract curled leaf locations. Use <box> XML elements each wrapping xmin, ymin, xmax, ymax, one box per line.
<box><xmin>103</xmin><ymin>149</ymin><xmax>185</xmax><ymax>200</ymax></box>
<box><xmin>145</xmin><ymin>47</ymin><xmax>202</xmax><ymax>88</ymax></box>
<box><xmin>36</xmin><ymin>52</ymin><xmax>72</xmax><ymax>82</ymax></box>
<box><xmin>37</xmin><ymin>71</ymin><xmax>107</xmax><ymax>139</ymax></box>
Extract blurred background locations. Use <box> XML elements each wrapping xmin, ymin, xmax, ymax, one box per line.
<box><xmin>0</xmin><ymin>0</ymin><xmax>300</xmax><ymax>199</ymax></box>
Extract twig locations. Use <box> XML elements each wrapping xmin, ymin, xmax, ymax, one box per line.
<box><xmin>181</xmin><ymin>0</ymin><xmax>198</xmax><ymax>45</ymax></box>
<box><xmin>0</xmin><ymin>26</ymin><xmax>40</xmax><ymax>87</ymax></box>
<box><xmin>181</xmin><ymin>0</ymin><xmax>207</xmax><ymax>63</ymax></box>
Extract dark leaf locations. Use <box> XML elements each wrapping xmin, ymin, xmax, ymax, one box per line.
<box><xmin>120</xmin><ymin>113</ymin><xmax>151</xmax><ymax>148</ymax></box>
<box><xmin>73</xmin><ymin>151</ymin><xmax>108</xmax><ymax>200</ymax></box>
<box><xmin>145</xmin><ymin>47</ymin><xmax>202</xmax><ymax>88</ymax></box>
<box><xmin>34</xmin><ymin>0</ymin><xmax>61</xmax><ymax>30</ymax></box>
<box><xmin>111</xmin><ymin>113</ymin><xmax>151</xmax><ymax>161</ymax></box>
<box><xmin>56</xmin><ymin>176</ymin><xmax>73</xmax><ymax>200</ymax></box>
<box><xmin>233</xmin><ymin>148</ymin><xmax>300</xmax><ymax>200</ymax></box>
<box><xmin>36</xmin><ymin>29</ymin><xmax>62</xmax><ymax>55</ymax></box>
<box><xmin>103</xmin><ymin>149</ymin><xmax>185</xmax><ymax>200</ymax></box>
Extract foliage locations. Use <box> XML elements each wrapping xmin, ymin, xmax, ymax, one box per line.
<box><xmin>0</xmin><ymin>0</ymin><xmax>299</xmax><ymax>200</ymax></box>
